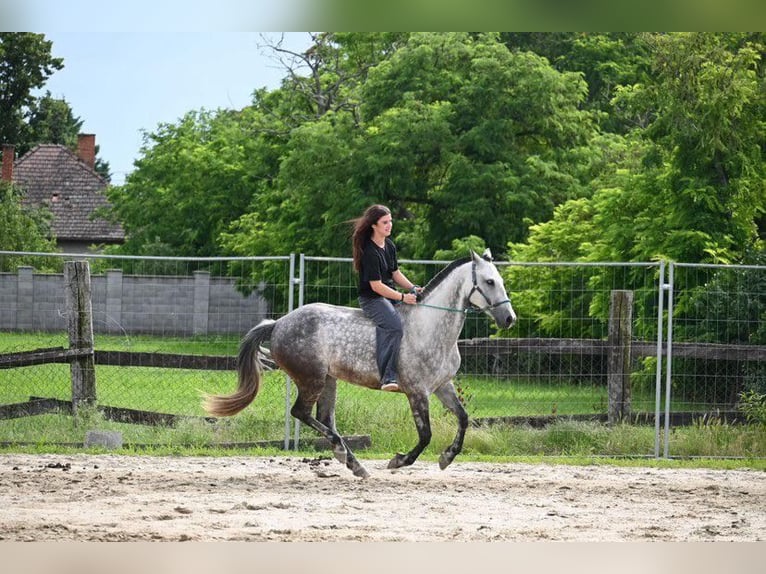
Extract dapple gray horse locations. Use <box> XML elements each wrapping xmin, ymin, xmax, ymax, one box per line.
<box><xmin>204</xmin><ymin>249</ymin><xmax>516</xmax><ymax>478</ymax></box>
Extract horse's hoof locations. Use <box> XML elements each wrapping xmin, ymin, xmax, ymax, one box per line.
<box><xmin>352</xmin><ymin>465</ymin><xmax>370</xmax><ymax>479</ymax></box>
<box><xmin>387</xmin><ymin>453</ymin><xmax>407</xmax><ymax>469</ymax></box>
<box><xmin>438</xmin><ymin>453</ymin><xmax>453</xmax><ymax>470</ymax></box>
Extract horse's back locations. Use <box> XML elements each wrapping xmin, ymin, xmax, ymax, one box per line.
<box><xmin>269</xmin><ymin>303</ymin><xmax>376</xmax><ymax>379</ymax></box>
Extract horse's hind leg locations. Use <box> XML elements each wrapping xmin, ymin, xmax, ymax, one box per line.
<box><xmin>315</xmin><ymin>377</ymin><xmax>344</xmax><ymax>462</ymax></box>
<box><xmin>291</xmin><ymin>382</ymin><xmax>370</xmax><ymax>479</ymax></box>
<box><xmin>434</xmin><ymin>380</ymin><xmax>469</xmax><ymax>469</ymax></box>
<box><xmin>388</xmin><ymin>391</ymin><xmax>432</xmax><ymax>470</ymax></box>
<box><xmin>315</xmin><ymin>376</ymin><xmax>338</xmax><ymax>434</ymax></box>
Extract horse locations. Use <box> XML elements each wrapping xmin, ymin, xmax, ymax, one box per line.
<box><xmin>203</xmin><ymin>248</ymin><xmax>516</xmax><ymax>478</ymax></box>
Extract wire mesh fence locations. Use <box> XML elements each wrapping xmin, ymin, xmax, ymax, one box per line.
<box><xmin>662</xmin><ymin>263</ymin><xmax>766</xmax><ymax>457</ymax></box>
<box><xmin>1</xmin><ymin>251</ymin><xmax>764</xmax><ymax>458</ymax></box>
<box><xmin>0</xmin><ymin>252</ymin><xmax>293</xmax><ymax>447</ymax></box>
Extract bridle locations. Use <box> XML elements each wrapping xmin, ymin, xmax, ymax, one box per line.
<box><xmin>416</xmin><ymin>258</ymin><xmax>511</xmax><ymax>315</ymax></box>
<box><xmin>466</xmin><ymin>258</ymin><xmax>511</xmax><ymax>313</ymax></box>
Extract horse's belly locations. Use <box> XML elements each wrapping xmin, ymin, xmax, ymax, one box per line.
<box><xmin>327</xmin><ymin>337</ymin><xmax>379</xmax><ymax>386</ymax></box>
<box><xmin>402</xmin><ymin>346</ymin><xmax>461</xmax><ymax>385</ymax></box>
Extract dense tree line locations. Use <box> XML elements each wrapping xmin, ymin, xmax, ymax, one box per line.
<box><xmin>102</xmin><ymin>33</ymin><xmax>764</xmax><ymax>267</ymax></box>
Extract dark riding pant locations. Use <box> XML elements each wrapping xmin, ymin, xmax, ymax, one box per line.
<box><xmin>359</xmin><ymin>295</ymin><xmax>403</xmax><ymax>383</ymax></box>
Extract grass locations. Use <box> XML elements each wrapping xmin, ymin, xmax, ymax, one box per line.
<box><xmin>0</xmin><ymin>331</ymin><xmax>241</xmax><ymax>355</ymax></box>
<box><xmin>1</xmin><ymin>331</ymin><xmax>765</xmax><ymax>466</ymax></box>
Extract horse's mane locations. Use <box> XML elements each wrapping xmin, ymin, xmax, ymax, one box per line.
<box><xmin>421</xmin><ymin>257</ymin><xmax>471</xmax><ymax>299</ymax></box>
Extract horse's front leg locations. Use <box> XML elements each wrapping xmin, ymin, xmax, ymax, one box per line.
<box><xmin>388</xmin><ymin>391</ymin><xmax>431</xmax><ymax>469</ymax></box>
<box><xmin>433</xmin><ymin>380</ymin><xmax>469</xmax><ymax>469</ymax></box>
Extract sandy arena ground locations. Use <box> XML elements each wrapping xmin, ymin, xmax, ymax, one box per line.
<box><xmin>0</xmin><ymin>453</ymin><xmax>763</xmax><ymax>542</ymax></box>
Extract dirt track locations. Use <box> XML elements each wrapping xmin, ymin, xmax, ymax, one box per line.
<box><xmin>0</xmin><ymin>453</ymin><xmax>763</xmax><ymax>541</ymax></box>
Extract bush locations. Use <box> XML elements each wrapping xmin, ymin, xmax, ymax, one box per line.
<box><xmin>739</xmin><ymin>390</ymin><xmax>766</xmax><ymax>428</ymax></box>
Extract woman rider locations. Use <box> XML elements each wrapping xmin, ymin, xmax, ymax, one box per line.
<box><xmin>351</xmin><ymin>205</ymin><xmax>422</xmax><ymax>392</ymax></box>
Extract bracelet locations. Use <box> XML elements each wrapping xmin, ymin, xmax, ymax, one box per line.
<box><xmin>401</xmin><ymin>292</ymin><xmax>404</xmax><ymax>301</ymax></box>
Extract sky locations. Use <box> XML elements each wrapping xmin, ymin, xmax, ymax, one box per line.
<box><xmin>40</xmin><ymin>32</ymin><xmax>312</xmax><ymax>185</ymax></box>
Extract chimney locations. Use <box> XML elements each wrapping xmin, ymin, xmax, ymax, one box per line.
<box><xmin>2</xmin><ymin>144</ymin><xmax>14</xmax><ymax>181</ymax></box>
<box><xmin>77</xmin><ymin>133</ymin><xmax>96</xmax><ymax>169</ymax></box>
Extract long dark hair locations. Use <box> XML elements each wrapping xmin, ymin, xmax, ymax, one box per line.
<box><xmin>351</xmin><ymin>204</ymin><xmax>391</xmax><ymax>273</ymax></box>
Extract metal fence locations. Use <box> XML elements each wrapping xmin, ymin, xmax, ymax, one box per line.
<box><xmin>1</xmin><ymin>251</ymin><xmax>764</xmax><ymax>458</ymax></box>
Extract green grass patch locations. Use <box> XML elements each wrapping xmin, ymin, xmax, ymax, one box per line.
<box><xmin>2</xmin><ymin>331</ymin><xmax>764</xmax><ymax>463</ymax></box>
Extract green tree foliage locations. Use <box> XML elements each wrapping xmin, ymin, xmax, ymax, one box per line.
<box><xmin>0</xmin><ymin>182</ymin><xmax>58</xmax><ymax>270</ymax></box>
<box><xmin>501</xmin><ymin>33</ymin><xmax>653</xmax><ymax>133</ymax></box>
<box><xmin>0</xmin><ymin>34</ymin><xmax>111</xmax><ymax>180</ymax></box>
<box><xmin>26</xmin><ymin>91</ymin><xmax>83</xmax><ymax>146</ymax></box>
<box><xmin>515</xmin><ymin>33</ymin><xmax>765</xmax><ymax>267</ymax></box>
<box><xmin>106</xmin><ymin>108</ymin><xmax>267</xmax><ymax>257</ymax></box>
<box><xmin>24</xmin><ymin>91</ymin><xmax>111</xmax><ymax>182</ymax></box>
<box><xmin>0</xmin><ymin>33</ymin><xmax>63</xmax><ymax>147</ymax></box>
<box><xmin>510</xmin><ymin>33</ymin><xmax>766</xmax><ymax>337</ymax></box>
<box><xmin>109</xmin><ymin>33</ymin><xmax>764</xmax><ymax>293</ymax></box>
<box><xmin>358</xmin><ymin>33</ymin><xmax>598</xmax><ymax>258</ymax></box>
<box><xmin>217</xmin><ymin>33</ymin><xmax>599</xmax><ymax>262</ymax></box>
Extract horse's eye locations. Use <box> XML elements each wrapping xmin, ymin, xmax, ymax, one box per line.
<box><xmin>486</xmin><ymin>279</ymin><xmax>495</xmax><ymax>286</ymax></box>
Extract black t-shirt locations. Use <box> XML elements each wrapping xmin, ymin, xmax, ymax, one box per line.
<box><xmin>359</xmin><ymin>238</ymin><xmax>398</xmax><ymax>297</ymax></box>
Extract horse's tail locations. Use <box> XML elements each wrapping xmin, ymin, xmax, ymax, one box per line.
<box><xmin>203</xmin><ymin>320</ymin><xmax>276</xmax><ymax>417</ymax></box>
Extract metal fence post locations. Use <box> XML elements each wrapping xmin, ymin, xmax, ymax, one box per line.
<box><xmin>292</xmin><ymin>253</ymin><xmax>306</xmax><ymax>449</ymax></box>
<box><xmin>654</xmin><ymin>261</ymin><xmax>666</xmax><ymax>458</ymax></box>
<box><xmin>283</xmin><ymin>253</ymin><xmax>297</xmax><ymax>450</ymax></box>
<box><xmin>663</xmin><ymin>262</ymin><xmax>675</xmax><ymax>458</ymax></box>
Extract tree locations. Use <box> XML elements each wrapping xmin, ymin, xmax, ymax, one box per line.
<box><xmin>221</xmin><ymin>33</ymin><xmax>601</xmax><ymax>261</ymax></box>
<box><xmin>0</xmin><ymin>182</ymin><xmax>58</xmax><ymax>270</ymax></box>
<box><xmin>107</xmin><ymin>106</ymin><xmax>280</xmax><ymax>257</ymax></box>
<box><xmin>509</xmin><ymin>33</ymin><xmax>766</xmax><ymax>337</ymax></box>
<box><xmin>24</xmin><ymin>91</ymin><xmax>111</xmax><ymax>181</ymax></box>
<box><xmin>25</xmin><ymin>91</ymin><xmax>83</xmax><ymax>146</ymax></box>
<box><xmin>358</xmin><ymin>33</ymin><xmax>599</xmax><ymax>258</ymax></box>
<box><xmin>501</xmin><ymin>33</ymin><xmax>654</xmax><ymax>134</ymax></box>
<box><xmin>0</xmin><ymin>33</ymin><xmax>63</xmax><ymax>147</ymax></box>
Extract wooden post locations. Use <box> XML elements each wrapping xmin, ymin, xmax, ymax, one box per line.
<box><xmin>607</xmin><ymin>290</ymin><xmax>633</xmax><ymax>424</ymax></box>
<box><xmin>65</xmin><ymin>261</ymin><xmax>96</xmax><ymax>411</ymax></box>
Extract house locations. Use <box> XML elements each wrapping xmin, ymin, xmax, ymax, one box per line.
<box><xmin>1</xmin><ymin>134</ymin><xmax>125</xmax><ymax>253</ymax></box>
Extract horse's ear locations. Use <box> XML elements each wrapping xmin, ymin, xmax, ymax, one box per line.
<box><xmin>481</xmin><ymin>248</ymin><xmax>493</xmax><ymax>262</ymax></box>
<box><xmin>470</xmin><ymin>250</ymin><xmax>481</xmax><ymax>263</ymax></box>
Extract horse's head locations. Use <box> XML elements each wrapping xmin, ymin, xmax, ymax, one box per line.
<box><xmin>467</xmin><ymin>249</ymin><xmax>516</xmax><ymax>329</ymax></box>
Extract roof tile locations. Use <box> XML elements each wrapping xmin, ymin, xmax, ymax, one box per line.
<box><xmin>14</xmin><ymin>144</ymin><xmax>125</xmax><ymax>243</ymax></box>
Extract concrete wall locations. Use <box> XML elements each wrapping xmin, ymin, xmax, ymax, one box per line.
<box><xmin>0</xmin><ymin>268</ymin><xmax>268</xmax><ymax>335</ymax></box>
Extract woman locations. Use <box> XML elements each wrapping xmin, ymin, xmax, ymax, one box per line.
<box><xmin>352</xmin><ymin>204</ymin><xmax>422</xmax><ymax>392</ymax></box>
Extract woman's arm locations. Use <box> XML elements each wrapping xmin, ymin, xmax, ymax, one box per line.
<box><xmin>392</xmin><ymin>269</ymin><xmax>420</xmax><ymax>292</ymax></box>
<box><xmin>370</xmin><ymin>279</ymin><xmax>418</xmax><ymax>304</ymax></box>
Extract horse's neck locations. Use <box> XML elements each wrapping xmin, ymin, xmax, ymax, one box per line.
<box><xmin>411</xmin><ymin>263</ymin><xmax>471</xmax><ymax>341</ymax></box>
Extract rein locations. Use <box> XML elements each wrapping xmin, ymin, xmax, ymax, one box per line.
<box><xmin>415</xmin><ymin>260</ymin><xmax>510</xmax><ymax>315</ymax></box>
